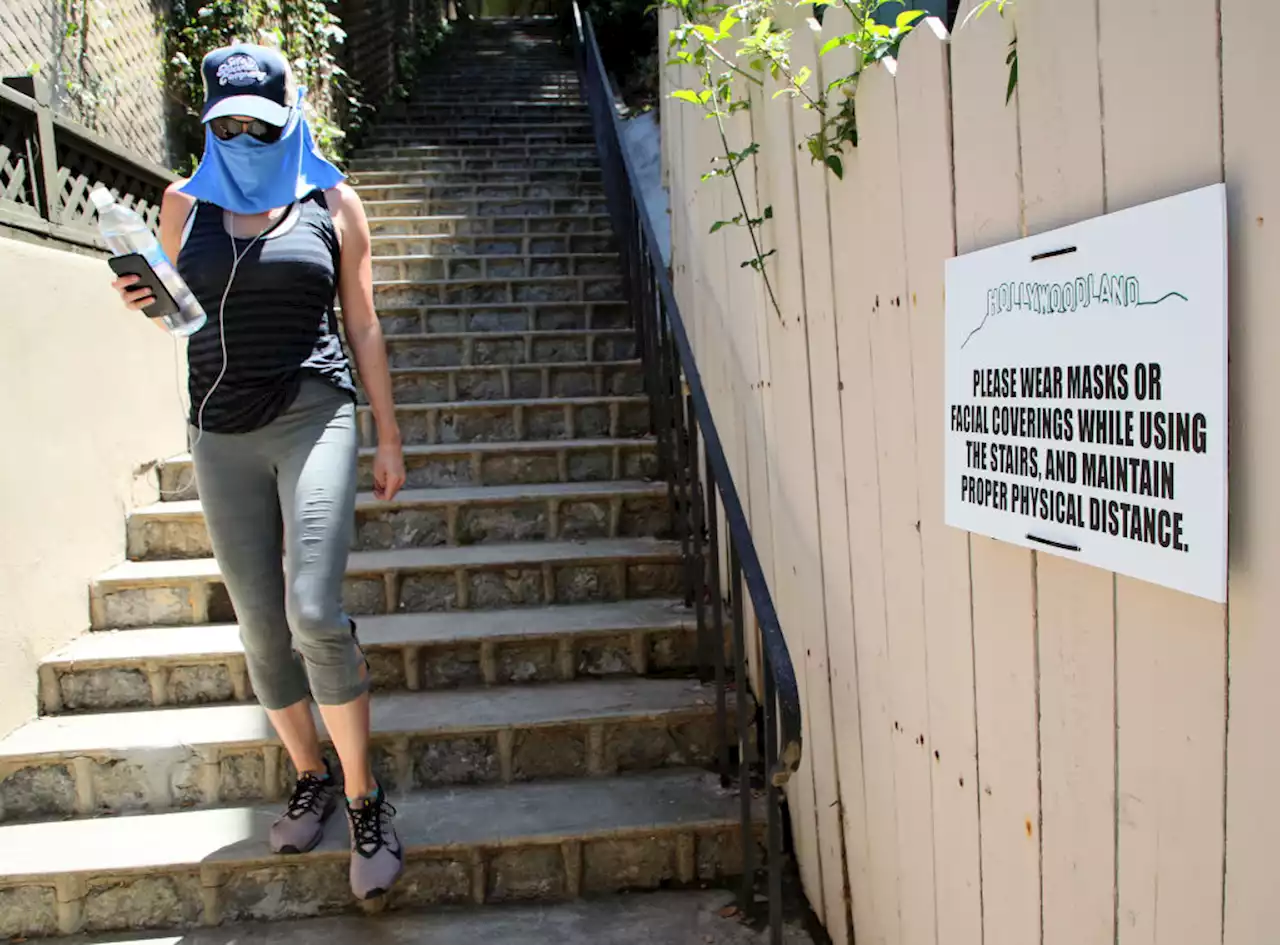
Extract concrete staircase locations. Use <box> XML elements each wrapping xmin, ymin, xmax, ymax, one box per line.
<box><xmin>0</xmin><ymin>21</ymin><xmax>763</xmax><ymax>942</ymax></box>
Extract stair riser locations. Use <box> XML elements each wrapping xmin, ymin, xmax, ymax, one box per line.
<box><xmin>0</xmin><ymin>825</ymin><xmax>754</xmax><ymax>939</ymax></box>
<box><xmin>159</xmin><ymin>442</ymin><xmax>658</xmax><ymax>501</ymax></box>
<box><xmin>371</xmin><ymin>234</ymin><xmax>618</xmax><ymax>257</ymax></box>
<box><xmin>378</xmin><ymin>362</ymin><xmax>643</xmax><ymax>403</ymax></box>
<box><xmin>366</xmin><ymin>198</ymin><xmax>609</xmax><ymax>219</ymax></box>
<box><xmin>357</xmin><ymin>183</ymin><xmax>604</xmax><ymax>202</ymax></box>
<box><xmin>92</xmin><ymin>557</ymin><xmax>683</xmax><ymax>630</ymax></box>
<box><xmin>351</xmin><ymin>156</ymin><xmax>598</xmax><ymax>173</ymax></box>
<box><xmin>383</xmin><ymin>107</ymin><xmax>587</xmax><ymax>120</ymax></box>
<box><xmin>375</xmin><ymin>303</ymin><xmax>629</xmax><ymax>336</ymax></box>
<box><xmin>379</xmin><ymin>330</ymin><xmax>634</xmax><ymax>366</ymax></box>
<box><xmin>45</xmin><ymin>624</ymin><xmax>704</xmax><ymax>714</ymax></box>
<box><xmin>0</xmin><ymin>711</ymin><xmax>726</xmax><ymax>823</ymax></box>
<box><xmin>352</xmin><ymin>169</ymin><xmax>603</xmax><ymax>186</ymax></box>
<box><xmin>364</xmin><ymin>134</ymin><xmax>595</xmax><ymax>149</ymax></box>
<box><xmin>373</xmin><ymin>275</ymin><xmax>622</xmax><ymax>307</ymax></box>
<box><xmin>357</xmin><ymin>400</ymin><xmax>648</xmax><ymax>449</ymax></box>
<box><xmin>370</xmin><ymin>256</ymin><xmax>620</xmax><ymax>282</ymax></box>
<box><xmin>129</xmin><ymin>489</ymin><xmax>665</xmax><ymax>559</ymax></box>
<box><xmin>368</xmin><ymin>214</ymin><xmax>610</xmax><ymax>238</ymax></box>
<box><xmin>355</xmin><ymin>145</ymin><xmax>596</xmax><ymax>160</ymax></box>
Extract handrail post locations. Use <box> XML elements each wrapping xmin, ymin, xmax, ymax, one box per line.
<box><xmin>4</xmin><ymin>75</ymin><xmax>61</xmax><ymax>225</ymax></box>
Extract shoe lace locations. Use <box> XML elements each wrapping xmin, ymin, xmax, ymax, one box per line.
<box><xmin>351</xmin><ymin>795</ymin><xmax>398</xmax><ymax>857</ymax></box>
<box><xmin>284</xmin><ymin>772</ymin><xmax>329</xmax><ymax>820</ymax></box>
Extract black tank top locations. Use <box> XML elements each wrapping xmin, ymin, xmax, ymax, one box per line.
<box><xmin>177</xmin><ymin>189</ymin><xmax>357</xmax><ymax>434</ymax></box>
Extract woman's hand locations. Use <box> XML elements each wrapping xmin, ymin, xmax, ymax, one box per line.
<box><xmin>373</xmin><ymin>440</ymin><xmax>406</xmax><ymax>502</ymax></box>
<box><xmin>112</xmin><ymin>274</ymin><xmax>156</xmax><ymax>311</ymax></box>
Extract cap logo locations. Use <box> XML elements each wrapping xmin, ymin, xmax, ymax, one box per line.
<box><xmin>217</xmin><ymin>54</ymin><xmax>267</xmax><ymax>87</ymax></box>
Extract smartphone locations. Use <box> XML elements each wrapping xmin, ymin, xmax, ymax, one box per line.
<box><xmin>108</xmin><ymin>253</ymin><xmax>180</xmax><ymax>321</ymax></box>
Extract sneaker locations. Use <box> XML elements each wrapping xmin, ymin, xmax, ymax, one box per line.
<box><xmin>346</xmin><ymin>785</ymin><xmax>404</xmax><ymax>899</ymax></box>
<box><xmin>270</xmin><ymin>762</ymin><xmax>339</xmax><ymax>855</ymax></box>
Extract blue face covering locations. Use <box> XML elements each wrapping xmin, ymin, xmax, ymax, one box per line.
<box><xmin>179</xmin><ymin>90</ymin><xmax>344</xmax><ymax>214</ymax></box>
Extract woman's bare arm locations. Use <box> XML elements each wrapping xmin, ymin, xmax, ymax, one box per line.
<box><xmin>328</xmin><ymin>182</ymin><xmax>405</xmax><ymax>501</ymax></box>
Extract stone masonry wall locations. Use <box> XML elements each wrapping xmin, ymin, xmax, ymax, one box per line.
<box><xmin>0</xmin><ymin>0</ymin><xmax>172</xmax><ymax>167</ymax></box>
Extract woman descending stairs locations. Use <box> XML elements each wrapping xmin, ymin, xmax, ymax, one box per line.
<box><xmin>0</xmin><ymin>18</ymin><xmax>778</xmax><ymax>944</ymax></box>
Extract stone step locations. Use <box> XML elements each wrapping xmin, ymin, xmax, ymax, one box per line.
<box><xmin>157</xmin><ymin>437</ymin><xmax>658</xmax><ymax>499</ymax></box>
<box><xmin>371</xmin><ymin>112</ymin><xmax>590</xmax><ymax>129</ymax></box>
<box><xmin>370</xmin><ymin>253</ymin><xmax>619</xmax><ymax>282</ymax></box>
<box><xmin>366</xmin><ymin>122</ymin><xmax>592</xmax><ymax>140</ymax></box>
<box><xmin>373</xmin><ymin>301</ymin><xmax>629</xmax><ymax>336</ymax></box>
<box><xmin>375</xmin><ymin>358</ymin><xmax>642</xmax><ymax>402</ymax></box>
<box><xmin>128</xmin><ymin>479</ymin><xmax>664</xmax><ymax>560</ymax></box>
<box><xmin>369</xmin><ymin>233</ymin><xmax>617</xmax><ymax>259</ymax></box>
<box><xmin>0</xmin><ymin>678</ymin><xmax>733</xmax><ymax>821</ymax></box>
<box><xmin>351</xmin><ymin>395</ymin><xmax>649</xmax><ymax>449</ymax></box>
<box><xmin>370</xmin><ymin>273</ymin><xmax>621</xmax><ymax>307</ymax></box>
<box><xmin>24</xmin><ymin>889</ymin><xmax>801</xmax><ymax>945</ymax></box>
<box><xmin>364</xmin><ymin>195</ymin><xmax>609</xmax><ymax>220</ymax></box>
<box><xmin>374</xmin><ymin>327</ymin><xmax>633</xmax><ymax>366</ymax></box>
<box><xmin>355</xmin><ymin>181</ymin><xmax>605</xmax><ymax>203</ymax></box>
<box><xmin>41</xmin><ymin>600</ymin><xmax>700</xmax><ymax>713</ymax></box>
<box><xmin>351</xmin><ymin>153</ymin><xmax>599</xmax><ymax>173</ymax></box>
<box><xmin>90</xmin><ymin>538</ymin><xmax>683</xmax><ymax>630</ymax></box>
<box><xmin>0</xmin><ymin>769</ymin><xmax>755</xmax><ymax>939</ymax></box>
<box><xmin>384</xmin><ymin>102</ymin><xmax>588</xmax><ymax>118</ymax></box>
<box><xmin>363</xmin><ymin>132</ymin><xmax>595</xmax><ymax>149</ymax></box>
<box><xmin>367</xmin><ymin>211</ymin><xmax>611</xmax><ymax>238</ymax></box>
<box><xmin>355</xmin><ymin>143</ymin><xmax>597</xmax><ymax>161</ymax></box>
<box><xmin>350</xmin><ymin>167</ymin><xmax>603</xmax><ymax>186</ymax></box>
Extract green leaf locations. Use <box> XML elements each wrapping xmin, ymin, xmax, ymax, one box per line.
<box><xmin>718</xmin><ymin>11</ymin><xmax>740</xmax><ymax>34</ymax></box>
<box><xmin>819</xmin><ymin>35</ymin><xmax>843</xmax><ymax>55</ymax></box>
<box><xmin>672</xmin><ymin>89</ymin><xmax>703</xmax><ymax>104</ymax></box>
<box><xmin>1005</xmin><ymin>49</ymin><xmax>1018</xmax><ymax>104</ymax></box>
<box><xmin>896</xmin><ymin>8</ymin><xmax>926</xmax><ymax>28</ymax></box>
<box><xmin>699</xmin><ymin>88</ymin><xmax>714</xmax><ymax>103</ymax></box>
<box><xmin>763</xmin><ymin>205</ymin><xmax>774</xmax><ymax>219</ymax></box>
<box><xmin>825</xmin><ymin>154</ymin><xmax>844</xmax><ymax>178</ymax></box>
<box><xmin>693</xmin><ymin>23</ymin><xmax>719</xmax><ymax>40</ymax></box>
<box><xmin>795</xmin><ymin>66</ymin><xmax>812</xmax><ymax>87</ymax></box>
<box><xmin>710</xmin><ymin>220</ymin><xmax>730</xmax><ymax>233</ymax></box>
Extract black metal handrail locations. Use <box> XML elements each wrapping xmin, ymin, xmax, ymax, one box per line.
<box><xmin>0</xmin><ymin>75</ymin><xmax>175</xmax><ymax>251</ymax></box>
<box><xmin>570</xmin><ymin>6</ymin><xmax>802</xmax><ymax>938</ymax></box>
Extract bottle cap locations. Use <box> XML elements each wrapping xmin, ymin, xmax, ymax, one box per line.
<box><xmin>88</xmin><ymin>188</ymin><xmax>116</xmax><ymax>212</ymax></box>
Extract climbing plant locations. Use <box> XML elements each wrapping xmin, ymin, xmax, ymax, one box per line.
<box><xmin>165</xmin><ymin>0</ymin><xmax>360</xmax><ymax>174</ymax></box>
<box><xmin>665</xmin><ymin>0</ymin><xmax>1017</xmax><ymax>310</ymax></box>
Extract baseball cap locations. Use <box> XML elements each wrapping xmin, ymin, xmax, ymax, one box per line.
<box><xmin>199</xmin><ymin>43</ymin><xmax>293</xmax><ymax>126</ymax></box>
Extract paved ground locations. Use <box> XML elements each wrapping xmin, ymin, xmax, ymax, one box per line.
<box><xmin>36</xmin><ymin>889</ymin><xmax>817</xmax><ymax>945</ymax></box>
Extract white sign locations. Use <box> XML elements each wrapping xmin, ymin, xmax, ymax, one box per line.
<box><xmin>944</xmin><ymin>183</ymin><xmax>1227</xmax><ymax>602</ymax></box>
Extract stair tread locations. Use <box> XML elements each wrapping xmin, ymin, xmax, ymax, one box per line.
<box><xmin>28</xmin><ymin>890</ymin><xmax>786</xmax><ymax>945</ymax></box>
<box><xmin>162</xmin><ymin>436</ymin><xmax>655</xmax><ymax>467</ymax></box>
<box><xmin>382</xmin><ymin>359</ymin><xmax>639</xmax><ymax>373</ymax></box>
<box><xmin>356</xmin><ymin>394</ymin><xmax>645</xmax><ymax>412</ymax></box>
<box><xmin>97</xmin><ymin>538</ymin><xmax>679</xmax><ymax>585</ymax></box>
<box><xmin>136</xmin><ymin>481</ymin><xmax>664</xmax><ymax>520</ymax></box>
<box><xmin>0</xmin><ymin>677</ymin><xmax>720</xmax><ymax>761</ymax></box>
<box><xmin>0</xmin><ymin>769</ymin><xmax>743</xmax><ymax>880</ymax></box>
<box><xmin>47</xmin><ymin>600</ymin><xmax>695</xmax><ymax>664</ymax></box>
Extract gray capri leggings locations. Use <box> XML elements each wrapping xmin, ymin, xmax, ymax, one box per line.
<box><xmin>192</xmin><ymin>378</ymin><xmax>367</xmax><ymax>710</ymax></box>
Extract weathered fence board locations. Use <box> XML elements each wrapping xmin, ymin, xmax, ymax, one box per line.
<box><xmin>1013</xmin><ymin>3</ymin><xmax>1116</xmax><ymax>944</ymax></box>
<box><xmin>1221</xmin><ymin>2</ymin><xmax>1280</xmax><ymax>941</ymax></box>
<box><xmin>896</xmin><ymin>20</ymin><xmax>983</xmax><ymax>945</ymax></box>
<box><xmin>1097</xmin><ymin>3</ymin><xmax>1227</xmax><ymax>944</ymax></box>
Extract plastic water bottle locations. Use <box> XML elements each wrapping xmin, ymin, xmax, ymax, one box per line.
<box><xmin>90</xmin><ymin>188</ymin><xmax>207</xmax><ymax>336</ymax></box>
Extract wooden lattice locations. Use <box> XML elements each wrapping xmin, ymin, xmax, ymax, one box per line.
<box><xmin>0</xmin><ymin>99</ymin><xmax>39</xmax><ymax>216</ymax></box>
<box><xmin>56</xmin><ymin>135</ymin><xmax>165</xmax><ymax>231</ymax></box>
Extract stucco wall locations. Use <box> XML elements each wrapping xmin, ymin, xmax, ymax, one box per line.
<box><xmin>0</xmin><ymin>238</ymin><xmax>187</xmax><ymax>738</ymax></box>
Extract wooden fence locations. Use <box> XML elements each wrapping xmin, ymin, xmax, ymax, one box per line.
<box><xmin>660</xmin><ymin>1</ymin><xmax>1277</xmax><ymax>943</ymax></box>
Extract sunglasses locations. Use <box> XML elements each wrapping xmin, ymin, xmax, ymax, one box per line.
<box><xmin>209</xmin><ymin>115</ymin><xmax>286</xmax><ymax>143</ymax></box>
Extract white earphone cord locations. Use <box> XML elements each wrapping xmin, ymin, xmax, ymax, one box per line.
<box><xmin>159</xmin><ymin>216</ymin><xmax>270</xmax><ymax>499</ymax></box>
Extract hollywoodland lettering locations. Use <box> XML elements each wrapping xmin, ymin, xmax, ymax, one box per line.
<box><xmin>944</xmin><ymin>184</ymin><xmax>1228</xmax><ymax>602</ymax></box>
